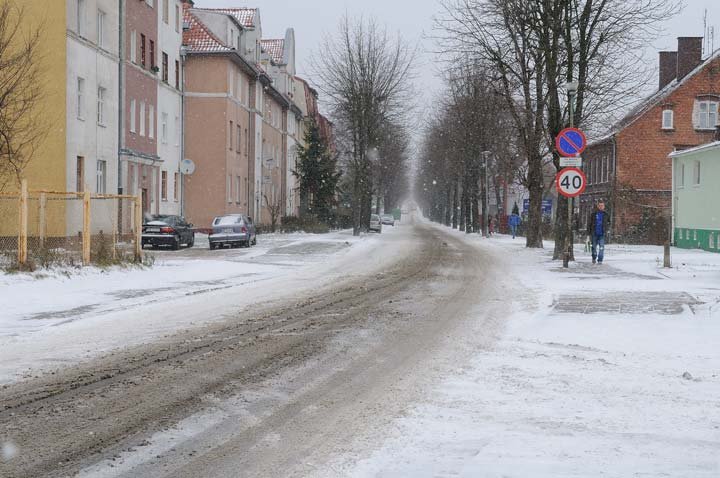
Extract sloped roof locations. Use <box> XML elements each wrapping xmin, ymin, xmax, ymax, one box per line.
<box><xmin>596</xmin><ymin>49</ymin><xmax>720</xmax><ymax>144</ymax></box>
<box><xmin>183</xmin><ymin>9</ymin><xmax>232</xmax><ymax>53</ymax></box>
<box><xmin>669</xmin><ymin>140</ymin><xmax>720</xmax><ymax>158</ymax></box>
<box><xmin>261</xmin><ymin>39</ymin><xmax>284</xmax><ymax>64</ymax></box>
<box><xmin>200</xmin><ymin>7</ymin><xmax>257</xmax><ymax>28</ymax></box>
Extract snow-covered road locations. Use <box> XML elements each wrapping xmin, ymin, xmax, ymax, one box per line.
<box><xmin>319</xmin><ymin>224</ymin><xmax>720</xmax><ymax>477</ymax></box>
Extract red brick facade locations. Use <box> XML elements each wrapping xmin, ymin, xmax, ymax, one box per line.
<box><xmin>582</xmin><ymin>41</ymin><xmax>720</xmax><ymax>244</ymax></box>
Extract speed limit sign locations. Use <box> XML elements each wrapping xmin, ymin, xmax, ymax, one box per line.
<box><xmin>556</xmin><ymin>167</ymin><xmax>587</xmax><ymax>198</ymax></box>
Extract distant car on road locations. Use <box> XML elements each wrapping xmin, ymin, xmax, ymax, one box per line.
<box><xmin>369</xmin><ymin>214</ymin><xmax>383</xmax><ymax>233</ymax></box>
<box><xmin>209</xmin><ymin>214</ymin><xmax>257</xmax><ymax>249</ymax></box>
<box><xmin>142</xmin><ymin>215</ymin><xmax>195</xmax><ymax>250</ymax></box>
<box><xmin>381</xmin><ymin>214</ymin><xmax>395</xmax><ymax>226</ymax></box>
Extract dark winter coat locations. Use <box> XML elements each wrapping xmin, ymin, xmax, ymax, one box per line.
<box><xmin>508</xmin><ymin>214</ymin><xmax>520</xmax><ymax>227</ymax></box>
<box><xmin>587</xmin><ymin>210</ymin><xmax>610</xmax><ymax>238</ymax></box>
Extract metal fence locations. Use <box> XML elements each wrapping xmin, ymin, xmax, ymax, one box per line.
<box><xmin>0</xmin><ymin>180</ymin><xmax>142</xmax><ymax>269</ymax></box>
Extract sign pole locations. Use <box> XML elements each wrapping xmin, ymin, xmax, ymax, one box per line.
<box><xmin>564</xmin><ymin>96</ymin><xmax>576</xmax><ymax>268</ymax></box>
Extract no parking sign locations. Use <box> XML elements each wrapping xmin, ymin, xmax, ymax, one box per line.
<box><xmin>556</xmin><ymin>168</ymin><xmax>587</xmax><ymax>198</ymax></box>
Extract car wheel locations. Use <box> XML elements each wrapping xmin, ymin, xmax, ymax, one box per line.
<box><xmin>209</xmin><ymin>242</ymin><xmax>216</xmax><ymax>250</ymax></box>
<box><xmin>251</xmin><ymin>236</ymin><xmax>257</xmax><ymax>246</ymax></box>
<box><xmin>244</xmin><ymin>240</ymin><xmax>250</xmax><ymax>248</ymax></box>
<box><xmin>171</xmin><ymin>238</ymin><xmax>180</xmax><ymax>250</ymax></box>
<box><xmin>188</xmin><ymin>234</ymin><xmax>195</xmax><ymax>248</ymax></box>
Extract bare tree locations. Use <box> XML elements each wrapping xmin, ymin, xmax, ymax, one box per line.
<box><xmin>263</xmin><ymin>194</ymin><xmax>283</xmax><ymax>233</ymax></box>
<box><xmin>0</xmin><ymin>1</ymin><xmax>46</xmax><ymax>191</ymax></box>
<box><xmin>312</xmin><ymin>16</ymin><xmax>414</xmax><ymax>235</ymax></box>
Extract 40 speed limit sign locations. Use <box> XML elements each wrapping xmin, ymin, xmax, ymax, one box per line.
<box><xmin>556</xmin><ymin>167</ymin><xmax>587</xmax><ymax>198</ymax></box>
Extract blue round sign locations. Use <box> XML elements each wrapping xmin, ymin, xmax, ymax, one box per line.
<box><xmin>555</xmin><ymin>128</ymin><xmax>587</xmax><ymax>157</ymax></box>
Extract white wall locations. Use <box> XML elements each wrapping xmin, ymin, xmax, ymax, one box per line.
<box><xmin>157</xmin><ymin>0</ymin><xmax>183</xmax><ymax>215</ymax></box>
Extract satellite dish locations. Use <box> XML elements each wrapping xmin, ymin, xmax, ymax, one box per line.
<box><xmin>180</xmin><ymin>158</ymin><xmax>196</xmax><ymax>175</ymax></box>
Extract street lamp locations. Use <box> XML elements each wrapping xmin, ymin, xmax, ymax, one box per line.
<box><xmin>564</xmin><ymin>81</ymin><xmax>579</xmax><ymax>267</ymax></box>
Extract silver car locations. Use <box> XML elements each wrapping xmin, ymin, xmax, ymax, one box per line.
<box><xmin>381</xmin><ymin>214</ymin><xmax>395</xmax><ymax>226</ymax></box>
<box><xmin>369</xmin><ymin>214</ymin><xmax>382</xmax><ymax>233</ymax></box>
<box><xmin>209</xmin><ymin>214</ymin><xmax>257</xmax><ymax>249</ymax></box>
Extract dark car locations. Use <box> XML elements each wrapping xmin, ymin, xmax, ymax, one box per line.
<box><xmin>142</xmin><ymin>215</ymin><xmax>195</xmax><ymax>250</ymax></box>
<box><xmin>209</xmin><ymin>214</ymin><xmax>257</xmax><ymax>249</ymax></box>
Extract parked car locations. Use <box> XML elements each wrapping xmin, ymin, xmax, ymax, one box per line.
<box><xmin>142</xmin><ymin>215</ymin><xmax>195</xmax><ymax>250</ymax></box>
<box><xmin>381</xmin><ymin>214</ymin><xmax>395</xmax><ymax>226</ymax></box>
<box><xmin>209</xmin><ymin>214</ymin><xmax>257</xmax><ymax>249</ymax></box>
<box><xmin>369</xmin><ymin>214</ymin><xmax>383</xmax><ymax>233</ymax></box>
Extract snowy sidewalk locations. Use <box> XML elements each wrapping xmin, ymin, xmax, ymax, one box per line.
<box><xmin>328</xmin><ymin>230</ymin><xmax>720</xmax><ymax>477</ymax></box>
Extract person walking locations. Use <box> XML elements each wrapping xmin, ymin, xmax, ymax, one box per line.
<box><xmin>508</xmin><ymin>209</ymin><xmax>520</xmax><ymax>239</ymax></box>
<box><xmin>587</xmin><ymin>200</ymin><xmax>610</xmax><ymax>264</ymax></box>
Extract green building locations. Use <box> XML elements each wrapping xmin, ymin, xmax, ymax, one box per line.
<box><xmin>670</xmin><ymin>141</ymin><xmax>720</xmax><ymax>251</ymax></box>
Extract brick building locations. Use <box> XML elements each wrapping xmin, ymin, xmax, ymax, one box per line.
<box><xmin>582</xmin><ymin>37</ymin><xmax>720</xmax><ymax>244</ymax></box>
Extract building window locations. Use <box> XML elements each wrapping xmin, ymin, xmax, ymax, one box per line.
<box><xmin>97</xmin><ymin>86</ymin><xmax>106</xmax><ymax>125</ymax></box>
<box><xmin>175</xmin><ymin>60</ymin><xmax>180</xmax><ymax>89</ymax></box>
<box><xmin>229</xmin><ymin>121</ymin><xmax>233</xmax><ymax>150</ymax></box>
<box><xmin>697</xmin><ymin>101</ymin><xmax>719</xmax><ymax>130</ymax></box>
<box><xmin>662</xmin><ymin>109</ymin><xmax>673</xmax><ymax>129</ymax></box>
<box><xmin>175</xmin><ymin>116</ymin><xmax>180</xmax><ymax>146</ymax></box>
<box><xmin>140</xmin><ymin>34</ymin><xmax>146</xmax><ymax>67</ymax></box>
<box><xmin>76</xmin><ymin>156</ymin><xmax>85</xmax><ymax>192</ymax></box>
<box><xmin>678</xmin><ymin>162</ymin><xmax>684</xmax><ymax>188</ymax></box>
<box><xmin>161</xmin><ymin>170</ymin><xmax>168</xmax><ymax>200</ymax></box>
<box><xmin>161</xmin><ymin>112</ymin><xmax>168</xmax><ymax>143</ymax></box>
<box><xmin>139</xmin><ymin>101</ymin><xmax>146</xmax><ymax>136</ymax></box>
<box><xmin>163</xmin><ymin>0</ymin><xmax>169</xmax><ymax>23</ymax></box>
<box><xmin>130</xmin><ymin>30</ymin><xmax>137</xmax><ymax>63</ymax></box>
<box><xmin>77</xmin><ymin>77</ymin><xmax>85</xmax><ymax>120</ymax></box>
<box><xmin>174</xmin><ymin>172</ymin><xmax>179</xmax><ymax>202</ymax></box>
<box><xmin>227</xmin><ymin>175</ymin><xmax>232</xmax><ymax>203</ymax></box>
<box><xmin>150</xmin><ymin>40</ymin><xmax>156</xmax><ymax>69</ymax></box>
<box><xmin>244</xmin><ymin>128</ymin><xmax>248</xmax><ymax>156</ymax></box>
<box><xmin>162</xmin><ymin>52</ymin><xmax>169</xmax><ymax>83</ymax></box>
<box><xmin>96</xmin><ymin>160</ymin><xmax>106</xmax><ymax>194</ymax></box>
<box><xmin>693</xmin><ymin>160</ymin><xmax>701</xmax><ymax>186</ymax></box>
<box><xmin>236</xmin><ymin>176</ymin><xmax>241</xmax><ymax>203</ymax></box>
<box><xmin>237</xmin><ymin>125</ymin><xmax>241</xmax><ymax>153</ymax></box>
<box><xmin>77</xmin><ymin>0</ymin><xmax>86</xmax><ymax>37</ymax></box>
<box><xmin>149</xmin><ymin>105</ymin><xmax>155</xmax><ymax>139</ymax></box>
<box><xmin>130</xmin><ymin>99</ymin><xmax>136</xmax><ymax>133</ymax></box>
<box><xmin>97</xmin><ymin>10</ymin><xmax>105</xmax><ymax>48</ymax></box>
<box><xmin>175</xmin><ymin>5</ymin><xmax>180</xmax><ymax>32</ymax></box>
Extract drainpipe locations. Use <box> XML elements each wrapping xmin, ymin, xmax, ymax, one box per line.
<box><xmin>610</xmin><ymin>135</ymin><xmax>617</xmax><ymax>238</ymax></box>
<box><xmin>118</xmin><ymin>0</ymin><xmax>125</xmax><ymax>194</ymax></box>
<box><xmin>180</xmin><ymin>46</ymin><xmax>187</xmax><ymax>217</ymax></box>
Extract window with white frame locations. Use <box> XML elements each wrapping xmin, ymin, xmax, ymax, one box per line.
<box><xmin>77</xmin><ymin>0</ymin><xmax>86</xmax><ymax>37</ymax></box>
<box><xmin>130</xmin><ymin>30</ymin><xmax>137</xmax><ymax>63</ymax></box>
<box><xmin>161</xmin><ymin>112</ymin><xmax>168</xmax><ymax>143</ymax></box>
<box><xmin>96</xmin><ymin>160</ymin><xmax>106</xmax><ymax>194</ymax></box>
<box><xmin>163</xmin><ymin>0</ymin><xmax>169</xmax><ymax>24</ymax></box>
<box><xmin>161</xmin><ymin>170</ymin><xmax>167</xmax><ymax>200</ymax></box>
<box><xmin>697</xmin><ymin>100</ymin><xmax>719</xmax><ymax>130</ymax></box>
<box><xmin>77</xmin><ymin>77</ymin><xmax>85</xmax><ymax>119</ymax></box>
<box><xmin>662</xmin><ymin>109</ymin><xmax>673</xmax><ymax>129</ymax></box>
<box><xmin>149</xmin><ymin>105</ymin><xmax>155</xmax><ymax>139</ymax></box>
<box><xmin>236</xmin><ymin>176</ymin><xmax>241</xmax><ymax>203</ymax></box>
<box><xmin>227</xmin><ymin>175</ymin><xmax>232</xmax><ymax>203</ymax></box>
<box><xmin>678</xmin><ymin>162</ymin><xmax>685</xmax><ymax>188</ymax></box>
<box><xmin>175</xmin><ymin>5</ymin><xmax>180</xmax><ymax>32</ymax></box>
<box><xmin>139</xmin><ymin>101</ymin><xmax>146</xmax><ymax>136</ymax></box>
<box><xmin>693</xmin><ymin>160</ymin><xmax>701</xmax><ymax>185</ymax></box>
<box><xmin>97</xmin><ymin>86</ymin><xmax>106</xmax><ymax>125</ymax></box>
<box><xmin>173</xmin><ymin>172</ymin><xmax>179</xmax><ymax>202</ymax></box>
<box><xmin>97</xmin><ymin>10</ymin><xmax>105</xmax><ymax>48</ymax></box>
<box><xmin>174</xmin><ymin>116</ymin><xmax>180</xmax><ymax>146</ymax></box>
<box><xmin>130</xmin><ymin>99</ymin><xmax>136</xmax><ymax>133</ymax></box>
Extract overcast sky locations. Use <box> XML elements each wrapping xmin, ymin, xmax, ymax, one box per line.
<box><xmin>197</xmin><ymin>0</ymin><xmax>720</xmax><ymax>113</ymax></box>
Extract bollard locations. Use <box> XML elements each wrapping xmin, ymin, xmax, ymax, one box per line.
<box><xmin>663</xmin><ymin>241</ymin><xmax>671</xmax><ymax>268</ymax></box>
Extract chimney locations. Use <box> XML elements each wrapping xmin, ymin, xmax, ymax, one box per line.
<box><xmin>659</xmin><ymin>51</ymin><xmax>677</xmax><ymax>90</ymax></box>
<box><xmin>676</xmin><ymin>37</ymin><xmax>703</xmax><ymax>80</ymax></box>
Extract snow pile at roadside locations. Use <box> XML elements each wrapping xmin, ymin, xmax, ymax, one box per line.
<box><xmin>337</xmin><ymin>229</ymin><xmax>720</xmax><ymax>477</ymax></box>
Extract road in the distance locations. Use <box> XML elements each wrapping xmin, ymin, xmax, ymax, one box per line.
<box><xmin>0</xmin><ymin>219</ymin><xmax>506</xmax><ymax>478</ymax></box>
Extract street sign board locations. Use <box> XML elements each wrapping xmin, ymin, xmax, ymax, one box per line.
<box><xmin>523</xmin><ymin>199</ymin><xmax>553</xmax><ymax>215</ymax></box>
<box><xmin>556</xmin><ymin>167</ymin><xmax>587</xmax><ymax>198</ymax></box>
<box><xmin>555</xmin><ymin>127</ymin><xmax>587</xmax><ymax>157</ymax></box>
<box><xmin>559</xmin><ymin>157</ymin><xmax>582</xmax><ymax>168</ymax></box>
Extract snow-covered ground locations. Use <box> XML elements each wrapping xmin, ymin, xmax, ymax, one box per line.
<box><xmin>329</xmin><ymin>227</ymin><xmax>720</xmax><ymax>477</ymax></box>
<box><xmin>0</xmin><ymin>226</ymin><xmax>411</xmax><ymax>384</ymax></box>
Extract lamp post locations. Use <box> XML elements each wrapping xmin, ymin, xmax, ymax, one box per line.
<box><xmin>563</xmin><ymin>81</ymin><xmax>579</xmax><ymax>268</ymax></box>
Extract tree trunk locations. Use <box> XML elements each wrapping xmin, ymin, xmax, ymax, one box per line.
<box><xmin>444</xmin><ymin>184</ymin><xmax>452</xmax><ymax>226</ymax></box>
<box><xmin>525</xmin><ymin>153</ymin><xmax>544</xmax><ymax>248</ymax></box>
<box><xmin>459</xmin><ymin>186</ymin><xmax>467</xmax><ymax>232</ymax></box>
<box><xmin>452</xmin><ymin>180</ymin><xmax>459</xmax><ymax>229</ymax></box>
<box><xmin>480</xmin><ymin>162</ymin><xmax>488</xmax><ymax>237</ymax></box>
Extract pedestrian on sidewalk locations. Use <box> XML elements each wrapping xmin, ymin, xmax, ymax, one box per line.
<box><xmin>508</xmin><ymin>209</ymin><xmax>520</xmax><ymax>239</ymax></box>
<box><xmin>587</xmin><ymin>200</ymin><xmax>610</xmax><ymax>264</ymax></box>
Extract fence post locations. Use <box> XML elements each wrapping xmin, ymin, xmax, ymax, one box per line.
<box><xmin>83</xmin><ymin>190</ymin><xmax>91</xmax><ymax>266</ymax></box>
<box><xmin>18</xmin><ymin>179</ymin><xmax>28</xmax><ymax>266</ymax></box>
<box><xmin>134</xmin><ymin>195</ymin><xmax>142</xmax><ymax>262</ymax></box>
<box><xmin>39</xmin><ymin>192</ymin><xmax>47</xmax><ymax>250</ymax></box>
